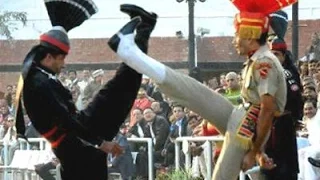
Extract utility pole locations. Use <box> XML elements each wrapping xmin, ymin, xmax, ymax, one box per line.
<box><xmin>292</xmin><ymin>1</ymin><xmax>299</xmax><ymax>63</ymax></box>
<box><xmin>177</xmin><ymin>0</ymin><xmax>206</xmax><ymax>75</ymax></box>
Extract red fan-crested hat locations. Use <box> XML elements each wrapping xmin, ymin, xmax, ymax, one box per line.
<box><xmin>231</xmin><ymin>0</ymin><xmax>297</xmax><ymax>39</ymax></box>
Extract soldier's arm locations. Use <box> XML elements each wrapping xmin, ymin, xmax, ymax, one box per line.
<box><xmin>36</xmin><ymin>81</ymin><xmax>104</xmax><ymax>146</ymax></box>
<box><xmin>251</xmin><ymin>94</ymin><xmax>275</xmax><ymax>154</ymax></box>
<box><xmin>251</xmin><ymin>59</ymin><xmax>278</xmax><ymax>155</ymax></box>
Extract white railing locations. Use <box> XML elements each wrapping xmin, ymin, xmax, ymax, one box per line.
<box><xmin>127</xmin><ymin>137</ymin><xmax>154</xmax><ymax>180</ymax></box>
<box><xmin>174</xmin><ymin>136</ymin><xmax>259</xmax><ymax>180</ymax></box>
<box><xmin>174</xmin><ymin>136</ymin><xmax>224</xmax><ymax>180</ymax></box>
<box><xmin>0</xmin><ymin>137</ymin><xmax>154</xmax><ymax>180</ymax></box>
<box><xmin>0</xmin><ymin>136</ymin><xmax>260</xmax><ymax>180</ymax></box>
<box><xmin>0</xmin><ymin>138</ymin><xmax>50</xmax><ymax>180</ymax></box>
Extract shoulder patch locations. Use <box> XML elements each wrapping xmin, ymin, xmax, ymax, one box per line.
<box><xmin>259</xmin><ymin>68</ymin><xmax>269</xmax><ymax>79</ymax></box>
<box><xmin>255</xmin><ymin>62</ymin><xmax>272</xmax><ymax>70</ymax></box>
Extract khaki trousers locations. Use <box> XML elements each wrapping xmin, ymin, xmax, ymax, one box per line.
<box><xmin>158</xmin><ymin>67</ymin><xmax>248</xmax><ymax>180</ymax></box>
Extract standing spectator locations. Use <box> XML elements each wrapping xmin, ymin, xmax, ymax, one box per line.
<box><xmin>83</xmin><ymin>69</ymin><xmax>104</xmax><ymax>105</ymax></box>
<box><xmin>141</xmin><ymin>75</ymin><xmax>153</xmax><ymax>96</ymax></box>
<box><xmin>223</xmin><ymin>72</ymin><xmax>242</xmax><ymax>105</ymax></box>
<box><xmin>1</xmin><ymin>116</ymin><xmax>18</xmax><ymax>164</ymax></box>
<box><xmin>4</xmin><ymin>85</ymin><xmax>13</xmax><ymax>112</ymax></box>
<box><xmin>78</xmin><ymin>69</ymin><xmax>92</xmax><ymax>108</ymax></box>
<box><xmin>67</xmin><ymin>70</ymin><xmax>79</xmax><ymax>89</ymax></box>
<box><xmin>127</xmin><ymin>108</ymin><xmax>146</xmax><ymax>151</ymax></box>
<box><xmin>143</xmin><ymin>108</ymin><xmax>169</xmax><ymax>164</ymax></box>
<box><xmin>70</xmin><ymin>85</ymin><xmax>82</xmax><ymax>110</ymax></box>
<box><xmin>58</xmin><ymin>70</ymin><xmax>71</xmax><ymax>88</ymax></box>
<box><xmin>0</xmin><ymin>99</ymin><xmax>12</xmax><ymax>125</ymax></box>
<box><xmin>151</xmin><ymin>101</ymin><xmax>168</xmax><ymax>120</ymax></box>
<box><xmin>298</xmin><ymin>61</ymin><xmax>309</xmax><ymax>82</ymax></box>
<box><xmin>302</xmin><ymin>76</ymin><xmax>318</xmax><ymax>101</ymax></box>
<box><xmin>78</xmin><ymin>69</ymin><xmax>92</xmax><ymax>90</ymax></box>
<box><xmin>298</xmin><ymin>99</ymin><xmax>320</xmax><ymax>180</ymax></box>
<box><xmin>219</xmin><ymin>73</ymin><xmax>227</xmax><ymax>90</ymax></box>
<box><xmin>162</xmin><ymin>104</ymin><xmax>188</xmax><ymax>167</ymax></box>
<box><xmin>127</xmin><ymin>107</ymin><xmax>148</xmax><ymax>179</ymax></box>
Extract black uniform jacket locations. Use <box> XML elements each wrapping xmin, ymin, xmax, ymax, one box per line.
<box><xmin>23</xmin><ymin>63</ymin><xmax>142</xmax><ymax>149</ymax></box>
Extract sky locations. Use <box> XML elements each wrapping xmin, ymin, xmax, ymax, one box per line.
<box><xmin>1</xmin><ymin>0</ymin><xmax>320</xmax><ymax>40</ymax></box>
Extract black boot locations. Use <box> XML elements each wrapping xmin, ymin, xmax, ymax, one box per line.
<box><xmin>308</xmin><ymin>157</ymin><xmax>320</xmax><ymax>168</ymax></box>
<box><xmin>120</xmin><ymin>4</ymin><xmax>158</xmax><ymax>53</ymax></box>
<box><xmin>108</xmin><ymin>16</ymin><xmax>141</xmax><ymax>52</ymax></box>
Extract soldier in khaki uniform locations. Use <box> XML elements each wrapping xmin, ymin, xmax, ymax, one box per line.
<box><xmin>107</xmin><ymin>1</ymin><xmax>296</xmax><ymax>179</ymax></box>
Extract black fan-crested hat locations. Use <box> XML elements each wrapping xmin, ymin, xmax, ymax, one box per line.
<box><xmin>269</xmin><ymin>10</ymin><xmax>288</xmax><ymax>51</ymax></box>
<box><xmin>40</xmin><ymin>0</ymin><xmax>98</xmax><ymax>54</ymax></box>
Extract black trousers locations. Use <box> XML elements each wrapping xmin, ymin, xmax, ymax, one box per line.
<box><xmin>82</xmin><ymin>63</ymin><xmax>142</xmax><ymax>141</ymax></box>
<box><xmin>54</xmin><ymin>136</ymin><xmax>107</xmax><ymax>180</ymax></box>
<box><xmin>262</xmin><ymin>113</ymin><xmax>299</xmax><ymax>180</ymax></box>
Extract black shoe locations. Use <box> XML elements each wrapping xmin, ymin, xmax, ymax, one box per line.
<box><xmin>108</xmin><ymin>17</ymin><xmax>141</xmax><ymax>52</ymax></box>
<box><xmin>120</xmin><ymin>4</ymin><xmax>158</xmax><ymax>53</ymax></box>
<box><xmin>308</xmin><ymin>157</ymin><xmax>320</xmax><ymax>168</ymax></box>
<box><xmin>120</xmin><ymin>4</ymin><xmax>157</xmax><ymax>26</ymax></box>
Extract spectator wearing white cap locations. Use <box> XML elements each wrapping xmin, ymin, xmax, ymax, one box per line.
<box><xmin>83</xmin><ymin>69</ymin><xmax>104</xmax><ymax>106</ymax></box>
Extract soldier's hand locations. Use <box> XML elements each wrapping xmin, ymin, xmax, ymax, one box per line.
<box><xmin>241</xmin><ymin>150</ymin><xmax>256</xmax><ymax>172</ymax></box>
<box><xmin>257</xmin><ymin>153</ymin><xmax>276</xmax><ymax>170</ymax></box>
<box><xmin>98</xmin><ymin>141</ymin><xmax>124</xmax><ymax>157</ymax></box>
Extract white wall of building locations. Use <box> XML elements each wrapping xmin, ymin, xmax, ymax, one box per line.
<box><xmin>1</xmin><ymin>0</ymin><xmax>320</xmax><ymax>39</ymax></box>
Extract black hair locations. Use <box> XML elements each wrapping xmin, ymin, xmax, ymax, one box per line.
<box><xmin>132</xmin><ymin>107</ymin><xmax>143</xmax><ymax>113</ymax></box>
<box><xmin>32</xmin><ymin>44</ymin><xmax>66</xmax><ymax>64</ymax></box>
<box><xmin>304</xmin><ymin>98</ymin><xmax>317</xmax><ymax>109</ymax></box>
<box><xmin>172</xmin><ymin>103</ymin><xmax>185</xmax><ymax>110</ymax></box>
<box><xmin>257</xmin><ymin>32</ymin><xmax>268</xmax><ymax>46</ymax></box>
<box><xmin>68</xmin><ymin>70</ymin><xmax>77</xmax><ymax>75</ymax></box>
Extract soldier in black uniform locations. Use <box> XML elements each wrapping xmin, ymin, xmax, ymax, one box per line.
<box><xmin>15</xmin><ymin>1</ymin><xmax>157</xmax><ymax>180</ymax></box>
<box><xmin>261</xmin><ymin>10</ymin><xmax>302</xmax><ymax>180</ymax></box>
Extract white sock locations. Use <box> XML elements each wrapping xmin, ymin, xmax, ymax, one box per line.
<box><xmin>116</xmin><ymin>33</ymin><xmax>166</xmax><ymax>84</ymax></box>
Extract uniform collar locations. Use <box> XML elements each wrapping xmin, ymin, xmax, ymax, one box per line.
<box><xmin>35</xmin><ymin>65</ymin><xmax>58</xmax><ymax>81</ymax></box>
<box><xmin>250</xmin><ymin>45</ymin><xmax>269</xmax><ymax>62</ymax></box>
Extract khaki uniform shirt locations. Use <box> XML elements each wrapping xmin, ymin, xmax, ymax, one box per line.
<box><xmin>241</xmin><ymin>45</ymin><xmax>287</xmax><ymax>113</ymax></box>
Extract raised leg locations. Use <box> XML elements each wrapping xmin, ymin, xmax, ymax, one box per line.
<box><xmin>108</xmin><ymin>18</ymin><xmax>234</xmax><ymax>134</ymax></box>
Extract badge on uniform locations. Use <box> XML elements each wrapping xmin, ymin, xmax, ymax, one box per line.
<box><xmin>255</xmin><ymin>62</ymin><xmax>272</xmax><ymax>79</ymax></box>
<box><xmin>291</xmin><ymin>84</ymin><xmax>299</xmax><ymax>91</ymax></box>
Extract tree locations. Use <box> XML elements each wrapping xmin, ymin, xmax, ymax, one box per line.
<box><xmin>0</xmin><ymin>11</ymin><xmax>27</xmax><ymax>39</ymax></box>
